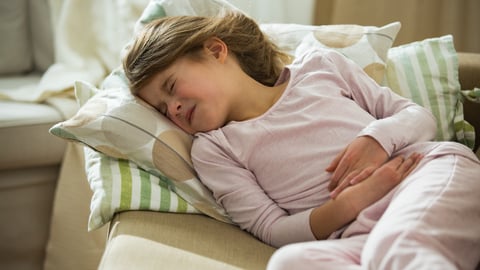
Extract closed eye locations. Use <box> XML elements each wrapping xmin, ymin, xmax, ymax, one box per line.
<box><xmin>168</xmin><ymin>79</ymin><xmax>176</xmax><ymax>95</ymax></box>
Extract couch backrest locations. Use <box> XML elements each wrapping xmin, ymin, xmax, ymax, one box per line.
<box><xmin>0</xmin><ymin>0</ymin><xmax>53</xmax><ymax>75</ymax></box>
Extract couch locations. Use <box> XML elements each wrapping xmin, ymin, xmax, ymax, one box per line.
<box><xmin>1</xmin><ymin>2</ymin><xmax>479</xmax><ymax>270</ymax></box>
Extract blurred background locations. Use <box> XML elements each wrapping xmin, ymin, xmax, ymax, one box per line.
<box><xmin>228</xmin><ymin>0</ymin><xmax>479</xmax><ymax>53</ymax></box>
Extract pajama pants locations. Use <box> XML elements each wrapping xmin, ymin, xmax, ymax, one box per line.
<box><xmin>267</xmin><ymin>150</ymin><xmax>480</xmax><ymax>270</ymax></box>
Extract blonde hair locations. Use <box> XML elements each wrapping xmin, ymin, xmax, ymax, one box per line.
<box><xmin>123</xmin><ymin>12</ymin><xmax>291</xmax><ymax>94</ymax></box>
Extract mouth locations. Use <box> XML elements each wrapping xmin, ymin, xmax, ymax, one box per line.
<box><xmin>186</xmin><ymin>105</ymin><xmax>195</xmax><ymax>124</ymax></box>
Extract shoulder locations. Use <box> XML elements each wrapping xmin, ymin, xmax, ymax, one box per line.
<box><xmin>192</xmin><ymin>131</ymin><xmax>223</xmax><ymax>159</ymax></box>
<box><xmin>290</xmin><ymin>48</ymin><xmax>346</xmax><ymax>72</ymax></box>
<box><xmin>295</xmin><ymin>47</ymin><xmax>344</xmax><ymax>63</ymax></box>
<box><xmin>191</xmin><ymin>130</ymin><xmax>237</xmax><ymax>166</ymax></box>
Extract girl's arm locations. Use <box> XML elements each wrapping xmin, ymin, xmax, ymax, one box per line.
<box><xmin>321</xmin><ymin>50</ymin><xmax>436</xmax><ymax>196</ymax></box>
<box><xmin>310</xmin><ymin>153</ymin><xmax>422</xmax><ymax>240</ymax></box>
<box><xmin>192</xmin><ymin>136</ymin><xmax>315</xmax><ymax>247</ymax></box>
<box><xmin>192</xmin><ymin>131</ymin><xmax>421</xmax><ymax>247</ymax></box>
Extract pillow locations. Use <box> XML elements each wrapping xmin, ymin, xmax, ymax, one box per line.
<box><xmin>385</xmin><ymin>35</ymin><xmax>475</xmax><ymax>149</ymax></box>
<box><xmin>265</xmin><ymin>22</ymin><xmax>401</xmax><ymax>84</ymax></box>
<box><xmin>50</xmin><ymin>79</ymin><xmax>233</xmax><ymax>226</ymax></box>
<box><xmin>84</xmin><ymin>146</ymin><xmax>199</xmax><ymax>230</ymax></box>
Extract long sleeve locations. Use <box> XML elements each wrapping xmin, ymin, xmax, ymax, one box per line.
<box><xmin>192</xmin><ymin>134</ymin><xmax>317</xmax><ymax>247</ymax></box>
<box><xmin>320</xmin><ymin>50</ymin><xmax>437</xmax><ymax>156</ymax></box>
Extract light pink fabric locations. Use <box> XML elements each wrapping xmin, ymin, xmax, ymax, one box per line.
<box><xmin>267</xmin><ymin>153</ymin><xmax>480</xmax><ymax>270</ymax></box>
<box><xmin>192</xmin><ymin>49</ymin><xmax>480</xmax><ymax>267</ymax></box>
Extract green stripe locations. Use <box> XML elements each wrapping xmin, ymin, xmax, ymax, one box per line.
<box><xmin>431</xmin><ymin>40</ymin><xmax>452</xmax><ymax>140</ymax></box>
<box><xmin>100</xmin><ymin>154</ymin><xmax>113</xmax><ymax>223</ymax></box>
<box><xmin>443</xmin><ymin>37</ymin><xmax>461</xmax><ymax>121</ymax></box>
<box><xmin>421</xmin><ymin>41</ymin><xmax>446</xmax><ymax>140</ymax></box>
<box><xmin>398</xmin><ymin>46</ymin><xmax>420</xmax><ymax>103</ymax></box>
<box><xmin>139</xmin><ymin>169</ymin><xmax>151</xmax><ymax>209</ymax></box>
<box><xmin>176</xmin><ymin>196</ymin><xmax>188</xmax><ymax>213</ymax></box>
<box><xmin>157</xmin><ymin>176</ymin><xmax>171</xmax><ymax>211</ymax></box>
<box><xmin>118</xmin><ymin>159</ymin><xmax>132</xmax><ymax>209</ymax></box>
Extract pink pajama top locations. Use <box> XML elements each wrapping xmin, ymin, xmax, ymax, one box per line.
<box><xmin>191</xmin><ymin>49</ymin><xmax>466</xmax><ymax>248</ymax></box>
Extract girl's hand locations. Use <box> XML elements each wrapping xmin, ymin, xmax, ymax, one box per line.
<box><xmin>309</xmin><ymin>153</ymin><xmax>423</xmax><ymax>240</ymax></box>
<box><xmin>342</xmin><ymin>153</ymin><xmax>423</xmax><ymax>213</ymax></box>
<box><xmin>326</xmin><ymin>136</ymin><xmax>388</xmax><ymax>199</ymax></box>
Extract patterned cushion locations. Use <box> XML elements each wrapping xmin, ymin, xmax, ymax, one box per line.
<box><xmin>386</xmin><ymin>35</ymin><xmax>475</xmax><ymax>149</ymax></box>
<box><xmin>50</xmin><ymin>78</ymin><xmax>232</xmax><ymax>229</ymax></box>
<box><xmin>295</xmin><ymin>22</ymin><xmax>401</xmax><ymax>84</ymax></box>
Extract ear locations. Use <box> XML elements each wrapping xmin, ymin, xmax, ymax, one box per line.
<box><xmin>203</xmin><ymin>37</ymin><xmax>228</xmax><ymax>63</ymax></box>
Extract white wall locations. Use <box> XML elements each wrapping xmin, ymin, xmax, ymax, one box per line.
<box><xmin>226</xmin><ymin>0</ymin><xmax>315</xmax><ymax>25</ymax></box>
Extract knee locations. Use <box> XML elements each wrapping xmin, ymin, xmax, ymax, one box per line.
<box><xmin>363</xmin><ymin>231</ymin><xmax>457</xmax><ymax>270</ymax></box>
<box><xmin>267</xmin><ymin>244</ymin><xmax>307</xmax><ymax>270</ymax></box>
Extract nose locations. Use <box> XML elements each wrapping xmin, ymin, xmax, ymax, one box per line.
<box><xmin>167</xmin><ymin>98</ymin><xmax>182</xmax><ymax>117</ymax></box>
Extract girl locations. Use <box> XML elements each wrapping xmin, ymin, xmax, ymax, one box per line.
<box><xmin>123</xmin><ymin>12</ymin><xmax>480</xmax><ymax>269</ymax></box>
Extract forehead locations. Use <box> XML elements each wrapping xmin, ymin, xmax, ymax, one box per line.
<box><xmin>148</xmin><ymin>55</ymin><xmax>190</xmax><ymax>82</ymax></box>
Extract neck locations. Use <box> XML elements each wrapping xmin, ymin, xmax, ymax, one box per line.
<box><xmin>229</xmin><ymin>77</ymin><xmax>288</xmax><ymax>122</ymax></box>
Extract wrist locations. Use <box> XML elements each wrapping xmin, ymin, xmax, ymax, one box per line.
<box><xmin>335</xmin><ymin>184</ymin><xmax>365</xmax><ymax>217</ymax></box>
<box><xmin>309</xmin><ymin>192</ymin><xmax>358</xmax><ymax>240</ymax></box>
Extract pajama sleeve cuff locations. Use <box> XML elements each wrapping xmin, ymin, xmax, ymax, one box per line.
<box><xmin>270</xmin><ymin>208</ymin><xmax>317</xmax><ymax>247</ymax></box>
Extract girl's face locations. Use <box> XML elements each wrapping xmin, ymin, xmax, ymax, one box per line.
<box><xmin>137</xmin><ymin>52</ymin><xmax>233</xmax><ymax>135</ymax></box>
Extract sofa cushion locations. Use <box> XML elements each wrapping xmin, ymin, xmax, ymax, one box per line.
<box><xmin>100</xmin><ymin>235</ymin><xmax>243</xmax><ymax>270</ymax></box>
<box><xmin>102</xmin><ymin>211</ymin><xmax>275</xmax><ymax>270</ymax></box>
<box><xmin>0</xmin><ymin>0</ymin><xmax>32</xmax><ymax>75</ymax></box>
<box><xmin>0</xmin><ymin>75</ymin><xmax>78</xmax><ymax>170</ymax></box>
<box><xmin>0</xmin><ymin>165</ymin><xmax>59</xmax><ymax>270</ymax></box>
<box><xmin>0</xmin><ymin>100</ymin><xmax>67</xmax><ymax>170</ymax></box>
<box><xmin>29</xmin><ymin>0</ymin><xmax>54</xmax><ymax>72</ymax></box>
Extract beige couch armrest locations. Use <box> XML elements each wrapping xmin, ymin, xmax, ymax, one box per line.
<box><xmin>458</xmin><ymin>52</ymin><xmax>480</xmax><ymax>152</ymax></box>
<box><xmin>100</xmin><ymin>211</ymin><xmax>275</xmax><ymax>270</ymax></box>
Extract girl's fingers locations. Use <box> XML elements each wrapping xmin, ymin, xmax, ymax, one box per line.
<box><xmin>327</xmin><ymin>148</ymin><xmax>348</xmax><ymax>191</ymax></box>
<box><xmin>330</xmin><ymin>175</ymin><xmax>350</xmax><ymax>199</ymax></box>
<box><xmin>400</xmin><ymin>153</ymin><xmax>423</xmax><ymax>178</ymax></box>
<box><xmin>331</xmin><ymin>166</ymin><xmax>374</xmax><ymax>199</ymax></box>
<box><xmin>330</xmin><ymin>153</ymin><xmax>424</xmax><ymax>200</ymax></box>
<box><xmin>349</xmin><ymin>167</ymin><xmax>375</xmax><ymax>185</ymax></box>
<box><xmin>326</xmin><ymin>148</ymin><xmax>345</xmax><ymax>172</ymax></box>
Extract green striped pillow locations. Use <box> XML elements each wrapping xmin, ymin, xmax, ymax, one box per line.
<box><xmin>84</xmin><ymin>147</ymin><xmax>199</xmax><ymax>231</ymax></box>
<box><xmin>386</xmin><ymin>35</ymin><xmax>475</xmax><ymax>149</ymax></box>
